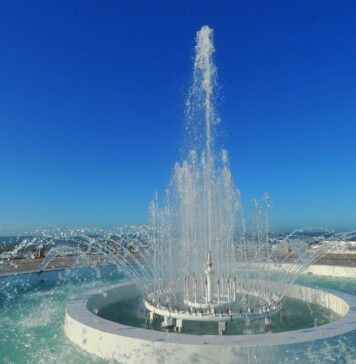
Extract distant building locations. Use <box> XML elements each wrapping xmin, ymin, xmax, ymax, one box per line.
<box><xmin>326</xmin><ymin>240</ymin><xmax>356</xmax><ymax>254</ymax></box>
<box><xmin>271</xmin><ymin>241</ymin><xmax>290</xmax><ymax>253</ymax></box>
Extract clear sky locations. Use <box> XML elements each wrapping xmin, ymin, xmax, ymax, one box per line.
<box><xmin>0</xmin><ymin>1</ymin><xmax>355</xmax><ymax>233</ymax></box>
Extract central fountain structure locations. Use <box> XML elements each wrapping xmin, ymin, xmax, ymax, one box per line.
<box><xmin>140</xmin><ymin>26</ymin><xmax>290</xmax><ymax>333</ymax></box>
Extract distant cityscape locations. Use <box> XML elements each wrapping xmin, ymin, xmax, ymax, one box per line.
<box><xmin>1</xmin><ymin>229</ymin><xmax>355</xmax><ymax>276</ymax></box>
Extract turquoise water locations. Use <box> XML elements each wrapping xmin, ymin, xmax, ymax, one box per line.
<box><xmin>0</xmin><ymin>269</ymin><xmax>356</xmax><ymax>363</ymax></box>
<box><xmin>0</xmin><ymin>268</ymin><xmax>119</xmax><ymax>364</ymax></box>
<box><xmin>98</xmin><ymin>296</ymin><xmax>340</xmax><ymax>335</ymax></box>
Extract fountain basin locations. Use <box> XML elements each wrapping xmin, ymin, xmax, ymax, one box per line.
<box><xmin>64</xmin><ymin>281</ymin><xmax>356</xmax><ymax>363</ymax></box>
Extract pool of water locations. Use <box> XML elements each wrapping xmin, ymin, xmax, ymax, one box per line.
<box><xmin>98</xmin><ymin>295</ymin><xmax>340</xmax><ymax>336</ymax></box>
<box><xmin>1</xmin><ymin>269</ymin><xmax>356</xmax><ymax>363</ymax></box>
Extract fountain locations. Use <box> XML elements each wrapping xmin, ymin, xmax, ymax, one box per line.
<box><xmin>61</xmin><ymin>26</ymin><xmax>356</xmax><ymax>363</ymax></box>
<box><xmin>66</xmin><ymin>26</ymin><xmax>327</xmax><ymax>333</ymax></box>
<box><xmin>142</xmin><ymin>26</ymin><xmax>282</xmax><ymax>331</ymax></box>
<box><xmin>1</xmin><ymin>25</ymin><xmax>356</xmax><ymax>364</ymax></box>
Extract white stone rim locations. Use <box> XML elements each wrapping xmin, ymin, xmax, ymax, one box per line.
<box><xmin>65</xmin><ymin>281</ymin><xmax>356</xmax><ymax>347</ymax></box>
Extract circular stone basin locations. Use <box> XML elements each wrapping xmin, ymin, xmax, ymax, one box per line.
<box><xmin>64</xmin><ymin>281</ymin><xmax>356</xmax><ymax>364</ymax></box>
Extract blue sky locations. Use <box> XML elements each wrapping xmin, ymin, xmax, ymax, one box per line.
<box><xmin>0</xmin><ymin>1</ymin><xmax>355</xmax><ymax>233</ymax></box>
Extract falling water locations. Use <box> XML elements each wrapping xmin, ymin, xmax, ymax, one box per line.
<box><xmin>145</xmin><ymin>26</ymin><xmax>334</xmax><ymax>314</ymax></box>
<box><xmin>149</xmin><ymin>26</ymin><xmax>239</xmax><ymax>298</ymax></box>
